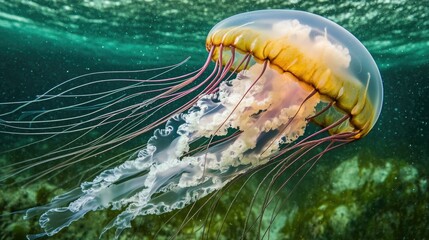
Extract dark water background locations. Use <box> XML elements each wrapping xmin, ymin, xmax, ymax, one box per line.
<box><xmin>0</xmin><ymin>0</ymin><xmax>428</xmax><ymax>239</ymax></box>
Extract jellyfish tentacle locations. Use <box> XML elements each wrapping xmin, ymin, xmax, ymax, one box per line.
<box><xmin>305</xmin><ymin>100</ymin><xmax>335</xmax><ymax>121</ymax></box>
<box><xmin>1</xmin><ymin>49</ymin><xmax>220</xmax><ymax>186</ymax></box>
<box><xmin>0</xmin><ymin>58</ymin><xmax>191</xmax><ymax>117</ymax></box>
<box><xmin>240</xmin><ymin>109</ymin><xmax>354</xmax><ymax>238</ymax></box>
<box><xmin>24</xmin><ymin>60</ymin><xmax>321</xmax><ymax>238</ymax></box>
<box><xmin>239</xmin><ymin>140</ymin><xmax>319</xmax><ymax>239</ymax></box>
<box><xmin>257</xmin><ymin>141</ymin><xmax>330</xmax><ymax>237</ymax></box>
<box><xmin>264</xmin><ymin>140</ymin><xmax>350</xmax><ymax>239</ymax></box>
<box><xmin>258</xmin><ymin>141</ymin><xmax>336</xmax><ymax>239</ymax></box>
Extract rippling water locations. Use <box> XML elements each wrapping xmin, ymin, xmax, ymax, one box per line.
<box><xmin>0</xmin><ymin>0</ymin><xmax>427</xmax><ymax>67</ymax></box>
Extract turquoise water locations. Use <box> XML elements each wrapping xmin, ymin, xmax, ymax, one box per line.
<box><xmin>0</xmin><ymin>1</ymin><xmax>428</xmax><ymax>239</ymax></box>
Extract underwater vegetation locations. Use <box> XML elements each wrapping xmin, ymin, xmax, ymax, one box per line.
<box><xmin>280</xmin><ymin>153</ymin><xmax>429</xmax><ymax>239</ymax></box>
<box><xmin>1</xmin><ymin>152</ymin><xmax>428</xmax><ymax>239</ymax></box>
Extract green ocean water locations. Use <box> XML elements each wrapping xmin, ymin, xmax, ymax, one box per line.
<box><xmin>0</xmin><ymin>1</ymin><xmax>428</xmax><ymax>239</ymax></box>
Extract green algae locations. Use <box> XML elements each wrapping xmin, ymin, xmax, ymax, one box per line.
<box><xmin>1</xmin><ymin>149</ymin><xmax>428</xmax><ymax>239</ymax></box>
<box><xmin>279</xmin><ymin>152</ymin><xmax>429</xmax><ymax>239</ymax></box>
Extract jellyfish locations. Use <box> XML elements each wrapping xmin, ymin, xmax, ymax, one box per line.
<box><xmin>0</xmin><ymin>10</ymin><xmax>383</xmax><ymax>239</ymax></box>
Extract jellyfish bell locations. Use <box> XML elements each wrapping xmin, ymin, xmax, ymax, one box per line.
<box><xmin>207</xmin><ymin>10</ymin><xmax>383</xmax><ymax>138</ymax></box>
<box><xmin>0</xmin><ymin>10</ymin><xmax>382</xmax><ymax>239</ymax></box>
